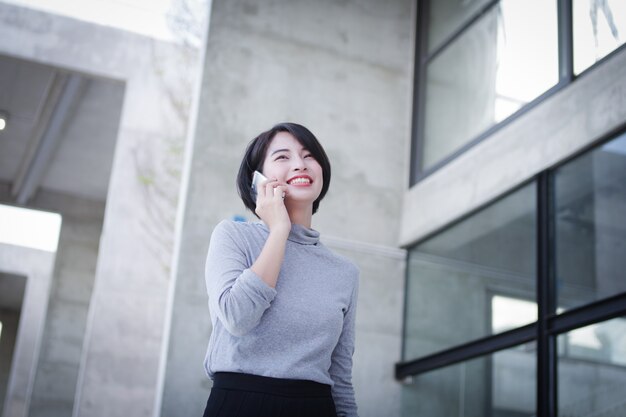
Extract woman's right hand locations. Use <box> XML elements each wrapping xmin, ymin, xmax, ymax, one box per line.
<box><xmin>255</xmin><ymin>179</ymin><xmax>291</xmax><ymax>235</ymax></box>
<box><xmin>250</xmin><ymin>179</ymin><xmax>291</xmax><ymax>287</ymax></box>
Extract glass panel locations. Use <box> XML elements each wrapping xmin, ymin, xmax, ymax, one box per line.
<box><xmin>404</xmin><ymin>183</ymin><xmax>536</xmax><ymax>360</ymax></box>
<box><xmin>422</xmin><ymin>0</ymin><xmax>558</xmax><ymax>171</ymax></box>
<box><xmin>554</xmin><ymin>133</ymin><xmax>626</xmax><ymax>311</ymax></box>
<box><xmin>401</xmin><ymin>343</ymin><xmax>537</xmax><ymax>417</ymax></box>
<box><xmin>558</xmin><ymin>317</ymin><xmax>626</xmax><ymax>417</ymax></box>
<box><xmin>428</xmin><ymin>0</ymin><xmax>493</xmax><ymax>52</ymax></box>
<box><xmin>574</xmin><ymin>0</ymin><xmax>626</xmax><ymax>74</ymax></box>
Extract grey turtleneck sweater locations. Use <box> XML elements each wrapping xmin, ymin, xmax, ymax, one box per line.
<box><xmin>204</xmin><ymin>220</ymin><xmax>359</xmax><ymax>417</ymax></box>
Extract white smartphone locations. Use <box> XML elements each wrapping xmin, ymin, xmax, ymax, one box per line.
<box><xmin>251</xmin><ymin>170</ymin><xmax>268</xmax><ymax>200</ymax></box>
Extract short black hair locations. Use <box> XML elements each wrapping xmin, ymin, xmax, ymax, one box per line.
<box><xmin>237</xmin><ymin>122</ymin><xmax>331</xmax><ymax>217</ymax></box>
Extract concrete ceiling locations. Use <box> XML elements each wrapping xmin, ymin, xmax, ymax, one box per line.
<box><xmin>0</xmin><ymin>54</ymin><xmax>125</xmax><ymax>204</ymax></box>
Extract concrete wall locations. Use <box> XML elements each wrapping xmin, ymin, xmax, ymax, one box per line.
<box><xmin>0</xmin><ymin>191</ymin><xmax>102</xmax><ymax>417</ymax></box>
<box><xmin>401</xmin><ymin>46</ymin><xmax>626</xmax><ymax>246</ymax></box>
<box><xmin>0</xmin><ymin>273</ymin><xmax>27</xmax><ymax>415</ymax></box>
<box><xmin>24</xmin><ymin>192</ymin><xmax>104</xmax><ymax>417</ymax></box>
<box><xmin>0</xmin><ymin>309</ymin><xmax>21</xmax><ymax>415</ymax></box>
<box><xmin>0</xmin><ymin>244</ymin><xmax>56</xmax><ymax>417</ymax></box>
<box><xmin>0</xmin><ymin>4</ymin><xmax>203</xmax><ymax>417</ymax></box>
<box><xmin>159</xmin><ymin>1</ymin><xmax>415</xmax><ymax>416</ymax></box>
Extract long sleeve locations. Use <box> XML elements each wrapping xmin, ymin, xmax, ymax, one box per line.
<box><xmin>204</xmin><ymin>220</ymin><xmax>360</xmax><ymax>410</ymax></box>
<box><xmin>329</xmin><ymin>276</ymin><xmax>359</xmax><ymax>417</ymax></box>
<box><xmin>205</xmin><ymin>221</ymin><xmax>277</xmax><ymax>337</ymax></box>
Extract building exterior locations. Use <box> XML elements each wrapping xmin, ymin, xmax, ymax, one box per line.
<box><xmin>1</xmin><ymin>1</ymin><xmax>625</xmax><ymax>417</ymax></box>
<box><xmin>0</xmin><ymin>2</ymin><xmax>203</xmax><ymax>417</ymax></box>
<box><xmin>397</xmin><ymin>1</ymin><xmax>626</xmax><ymax>416</ymax></box>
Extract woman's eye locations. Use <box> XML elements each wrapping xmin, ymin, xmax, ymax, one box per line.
<box><xmin>275</xmin><ymin>155</ymin><xmax>287</xmax><ymax>160</ymax></box>
<box><xmin>304</xmin><ymin>154</ymin><xmax>313</xmax><ymax>159</ymax></box>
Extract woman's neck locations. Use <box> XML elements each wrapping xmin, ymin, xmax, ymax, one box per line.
<box><xmin>286</xmin><ymin>203</ymin><xmax>313</xmax><ymax>229</ymax></box>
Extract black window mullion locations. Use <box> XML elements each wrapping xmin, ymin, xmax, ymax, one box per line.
<box><xmin>395</xmin><ymin>323</ymin><xmax>536</xmax><ymax>380</ymax></box>
<box><xmin>549</xmin><ymin>292</ymin><xmax>626</xmax><ymax>335</ymax></box>
<box><xmin>537</xmin><ymin>172</ymin><xmax>557</xmax><ymax>417</ymax></box>
<box><xmin>557</xmin><ymin>0</ymin><xmax>574</xmax><ymax>84</ymax></box>
<box><xmin>409</xmin><ymin>0</ymin><xmax>429</xmax><ymax>186</ymax></box>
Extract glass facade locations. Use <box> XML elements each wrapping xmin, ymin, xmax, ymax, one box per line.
<box><xmin>554</xmin><ymin>132</ymin><xmax>626</xmax><ymax>311</ymax></box>
<box><xmin>401</xmin><ymin>343</ymin><xmax>537</xmax><ymax>417</ymax></box>
<box><xmin>558</xmin><ymin>318</ymin><xmax>626</xmax><ymax>417</ymax></box>
<box><xmin>421</xmin><ymin>0</ymin><xmax>558</xmax><ymax>171</ymax></box>
<box><xmin>574</xmin><ymin>0</ymin><xmax>626</xmax><ymax>74</ymax></box>
<box><xmin>401</xmin><ymin>132</ymin><xmax>626</xmax><ymax>416</ymax></box>
<box><xmin>427</xmin><ymin>0</ymin><xmax>492</xmax><ymax>52</ymax></box>
<box><xmin>405</xmin><ymin>1</ymin><xmax>626</xmax><ymax>415</ymax></box>
<box><xmin>404</xmin><ymin>182</ymin><xmax>536</xmax><ymax>359</ymax></box>
<box><xmin>414</xmin><ymin>0</ymin><xmax>626</xmax><ymax>179</ymax></box>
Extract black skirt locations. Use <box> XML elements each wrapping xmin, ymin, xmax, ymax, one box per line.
<box><xmin>203</xmin><ymin>372</ymin><xmax>338</xmax><ymax>417</ymax></box>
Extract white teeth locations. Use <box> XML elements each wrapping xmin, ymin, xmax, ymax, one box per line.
<box><xmin>289</xmin><ymin>177</ymin><xmax>311</xmax><ymax>185</ymax></box>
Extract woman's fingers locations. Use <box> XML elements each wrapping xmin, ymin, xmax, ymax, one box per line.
<box><xmin>255</xmin><ymin>180</ymin><xmax>290</xmax><ymax>232</ymax></box>
<box><xmin>256</xmin><ymin>178</ymin><xmax>274</xmax><ymax>201</ymax></box>
<box><xmin>262</xmin><ymin>180</ymin><xmax>287</xmax><ymax>199</ymax></box>
<box><xmin>273</xmin><ymin>185</ymin><xmax>287</xmax><ymax>200</ymax></box>
<box><xmin>256</xmin><ymin>179</ymin><xmax>287</xmax><ymax>204</ymax></box>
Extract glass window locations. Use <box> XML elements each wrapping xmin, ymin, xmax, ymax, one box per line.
<box><xmin>428</xmin><ymin>0</ymin><xmax>492</xmax><ymax>52</ymax></box>
<box><xmin>401</xmin><ymin>343</ymin><xmax>537</xmax><ymax>417</ymax></box>
<box><xmin>491</xmin><ymin>295</ymin><xmax>537</xmax><ymax>334</ymax></box>
<box><xmin>554</xmin><ymin>133</ymin><xmax>626</xmax><ymax>311</ymax></box>
<box><xmin>574</xmin><ymin>0</ymin><xmax>626</xmax><ymax>74</ymax></box>
<box><xmin>422</xmin><ymin>0</ymin><xmax>558</xmax><ymax>171</ymax></box>
<box><xmin>404</xmin><ymin>183</ymin><xmax>536</xmax><ymax>360</ymax></box>
<box><xmin>558</xmin><ymin>317</ymin><xmax>626</xmax><ymax>417</ymax></box>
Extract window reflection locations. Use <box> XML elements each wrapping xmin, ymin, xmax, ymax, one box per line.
<box><xmin>423</xmin><ymin>0</ymin><xmax>558</xmax><ymax>170</ymax></box>
<box><xmin>428</xmin><ymin>0</ymin><xmax>492</xmax><ymax>52</ymax></box>
<box><xmin>574</xmin><ymin>0</ymin><xmax>626</xmax><ymax>74</ymax></box>
<box><xmin>404</xmin><ymin>183</ymin><xmax>536</xmax><ymax>360</ymax></box>
<box><xmin>558</xmin><ymin>318</ymin><xmax>626</xmax><ymax>417</ymax></box>
<box><xmin>555</xmin><ymin>133</ymin><xmax>626</xmax><ymax>311</ymax></box>
<box><xmin>401</xmin><ymin>344</ymin><xmax>536</xmax><ymax>417</ymax></box>
<box><xmin>491</xmin><ymin>295</ymin><xmax>537</xmax><ymax>334</ymax></box>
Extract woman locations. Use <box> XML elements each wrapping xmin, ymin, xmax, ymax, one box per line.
<box><xmin>203</xmin><ymin>122</ymin><xmax>359</xmax><ymax>417</ymax></box>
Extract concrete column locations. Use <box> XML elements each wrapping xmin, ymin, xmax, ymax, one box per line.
<box><xmin>0</xmin><ymin>4</ymin><xmax>203</xmax><ymax>416</ymax></box>
<box><xmin>71</xmin><ymin>61</ymin><xmax>198</xmax><ymax>417</ymax></box>
<box><xmin>0</xmin><ymin>245</ymin><xmax>56</xmax><ymax>417</ymax></box>
<box><xmin>159</xmin><ymin>1</ymin><xmax>414</xmax><ymax>417</ymax></box>
<box><xmin>24</xmin><ymin>192</ymin><xmax>105</xmax><ymax>417</ymax></box>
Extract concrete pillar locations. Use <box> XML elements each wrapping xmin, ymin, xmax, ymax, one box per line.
<box><xmin>0</xmin><ymin>245</ymin><xmax>56</xmax><ymax>417</ymax></box>
<box><xmin>0</xmin><ymin>4</ymin><xmax>203</xmax><ymax>416</ymax></box>
<box><xmin>159</xmin><ymin>1</ymin><xmax>414</xmax><ymax>417</ymax></box>
<box><xmin>25</xmin><ymin>192</ymin><xmax>105</xmax><ymax>417</ymax></box>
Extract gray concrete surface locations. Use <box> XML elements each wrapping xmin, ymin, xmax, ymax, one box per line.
<box><xmin>23</xmin><ymin>192</ymin><xmax>104</xmax><ymax>417</ymax></box>
<box><xmin>0</xmin><ymin>273</ymin><xmax>26</xmax><ymax>416</ymax></box>
<box><xmin>0</xmin><ymin>244</ymin><xmax>56</xmax><ymax>417</ymax></box>
<box><xmin>159</xmin><ymin>1</ymin><xmax>415</xmax><ymax>416</ymax></box>
<box><xmin>401</xmin><ymin>46</ymin><xmax>626</xmax><ymax>247</ymax></box>
<box><xmin>0</xmin><ymin>3</ymin><xmax>203</xmax><ymax>417</ymax></box>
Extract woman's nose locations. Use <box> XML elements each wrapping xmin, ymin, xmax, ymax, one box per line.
<box><xmin>292</xmin><ymin>156</ymin><xmax>307</xmax><ymax>170</ymax></box>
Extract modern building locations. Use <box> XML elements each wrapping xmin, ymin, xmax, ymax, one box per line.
<box><xmin>0</xmin><ymin>1</ymin><xmax>625</xmax><ymax>417</ymax></box>
<box><xmin>0</xmin><ymin>2</ymin><xmax>205</xmax><ymax>417</ymax></box>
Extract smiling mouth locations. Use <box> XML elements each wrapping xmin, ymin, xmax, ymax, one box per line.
<box><xmin>287</xmin><ymin>177</ymin><xmax>312</xmax><ymax>185</ymax></box>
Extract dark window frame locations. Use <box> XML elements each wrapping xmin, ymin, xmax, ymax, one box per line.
<box><xmin>397</xmin><ymin>128</ymin><xmax>626</xmax><ymax>417</ymax></box>
<box><xmin>409</xmin><ymin>0</ymin><xmax>626</xmax><ymax>186</ymax></box>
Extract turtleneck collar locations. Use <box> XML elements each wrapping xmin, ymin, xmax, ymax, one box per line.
<box><xmin>257</xmin><ymin>222</ymin><xmax>320</xmax><ymax>245</ymax></box>
<box><xmin>288</xmin><ymin>223</ymin><xmax>320</xmax><ymax>245</ymax></box>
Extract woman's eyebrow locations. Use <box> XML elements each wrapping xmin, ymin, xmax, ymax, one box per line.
<box><xmin>270</xmin><ymin>148</ymin><xmax>290</xmax><ymax>156</ymax></box>
<box><xmin>270</xmin><ymin>147</ymin><xmax>308</xmax><ymax>156</ymax></box>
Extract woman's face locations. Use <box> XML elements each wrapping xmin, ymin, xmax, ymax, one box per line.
<box><xmin>261</xmin><ymin>131</ymin><xmax>324</xmax><ymax>206</ymax></box>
